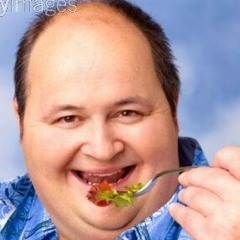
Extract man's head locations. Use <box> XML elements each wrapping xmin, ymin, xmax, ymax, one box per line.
<box><xmin>14</xmin><ymin>0</ymin><xmax>180</xmax><ymax>131</ymax></box>
<box><xmin>14</xmin><ymin>1</ymin><xmax>180</xmax><ymax>239</ymax></box>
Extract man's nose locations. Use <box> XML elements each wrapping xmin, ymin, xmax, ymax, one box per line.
<box><xmin>81</xmin><ymin>120</ymin><xmax>124</xmax><ymax>161</ymax></box>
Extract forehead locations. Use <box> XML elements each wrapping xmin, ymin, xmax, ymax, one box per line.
<box><xmin>27</xmin><ymin>3</ymin><xmax>157</xmax><ymax>95</ymax></box>
<box><xmin>34</xmin><ymin>3</ymin><xmax>148</xmax><ymax>45</ymax></box>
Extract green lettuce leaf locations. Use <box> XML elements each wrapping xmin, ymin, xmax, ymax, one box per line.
<box><xmin>96</xmin><ymin>183</ymin><xmax>144</xmax><ymax>207</ymax></box>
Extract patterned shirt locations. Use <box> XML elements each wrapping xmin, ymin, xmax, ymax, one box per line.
<box><xmin>0</xmin><ymin>137</ymin><xmax>208</xmax><ymax>239</ymax></box>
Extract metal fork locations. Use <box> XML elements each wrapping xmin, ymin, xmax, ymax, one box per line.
<box><xmin>132</xmin><ymin>166</ymin><xmax>196</xmax><ymax>197</ymax></box>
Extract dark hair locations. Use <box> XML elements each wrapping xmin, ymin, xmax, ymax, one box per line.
<box><xmin>14</xmin><ymin>0</ymin><xmax>180</xmax><ymax>124</ymax></box>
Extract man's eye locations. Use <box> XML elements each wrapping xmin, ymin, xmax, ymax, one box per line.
<box><xmin>62</xmin><ymin>115</ymin><xmax>76</xmax><ymax>122</ymax></box>
<box><xmin>120</xmin><ymin>110</ymin><xmax>137</xmax><ymax>117</ymax></box>
<box><xmin>116</xmin><ymin>110</ymin><xmax>143</xmax><ymax>123</ymax></box>
<box><xmin>55</xmin><ymin>115</ymin><xmax>82</xmax><ymax>128</ymax></box>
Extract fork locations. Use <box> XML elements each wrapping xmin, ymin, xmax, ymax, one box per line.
<box><xmin>132</xmin><ymin>166</ymin><xmax>196</xmax><ymax>197</ymax></box>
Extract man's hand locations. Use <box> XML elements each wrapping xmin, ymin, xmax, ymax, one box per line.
<box><xmin>169</xmin><ymin>146</ymin><xmax>240</xmax><ymax>240</ymax></box>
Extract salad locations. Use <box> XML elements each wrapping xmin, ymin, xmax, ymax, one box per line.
<box><xmin>86</xmin><ymin>181</ymin><xmax>144</xmax><ymax>207</ymax></box>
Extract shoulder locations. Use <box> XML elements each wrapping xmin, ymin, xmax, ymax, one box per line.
<box><xmin>0</xmin><ymin>176</ymin><xmax>57</xmax><ymax>239</ymax></box>
<box><xmin>0</xmin><ymin>174</ymin><xmax>32</xmax><ymax>205</ymax></box>
<box><xmin>0</xmin><ymin>174</ymin><xmax>32</xmax><ymax>230</ymax></box>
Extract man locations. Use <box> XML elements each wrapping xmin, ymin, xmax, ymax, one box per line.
<box><xmin>0</xmin><ymin>0</ymin><xmax>239</xmax><ymax>239</ymax></box>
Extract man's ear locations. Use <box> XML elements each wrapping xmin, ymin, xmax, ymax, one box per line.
<box><xmin>13</xmin><ymin>98</ymin><xmax>21</xmax><ymax>130</ymax></box>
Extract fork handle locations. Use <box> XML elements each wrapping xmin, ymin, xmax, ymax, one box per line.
<box><xmin>152</xmin><ymin>166</ymin><xmax>196</xmax><ymax>181</ymax></box>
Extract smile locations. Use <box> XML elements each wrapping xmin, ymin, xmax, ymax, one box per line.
<box><xmin>74</xmin><ymin>166</ymin><xmax>134</xmax><ymax>185</ymax></box>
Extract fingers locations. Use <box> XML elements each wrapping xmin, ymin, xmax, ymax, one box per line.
<box><xmin>178</xmin><ymin>186</ymin><xmax>222</xmax><ymax>217</ymax></box>
<box><xmin>169</xmin><ymin>203</ymin><xmax>206</xmax><ymax>240</ymax></box>
<box><xmin>170</xmin><ymin>147</ymin><xmax>240</xmax><ymax>240</ymax></box>
<box><xmin>170</xmin><ymin>198</ymin><xmax>240</xmax><ymax>240</ymax></box>
<box><xmin>213</xmin><ymin>146</ymin><xmax>240</xmax><ymax>180</ymax></box>
<box><xmin>178</xmin><ymin>167</ymin><xmax>240</xmax><ymax>201</ymax></box>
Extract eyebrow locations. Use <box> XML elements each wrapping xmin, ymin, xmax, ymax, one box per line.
<box><xmin>113</xmin><ymin>96</ymin><xmax>151</xmax><ymax>108</ymax></box>
<box><xmin>42</xmin><ymin>104</ymin><xmax>85</xmax><ymax>120</ymax></box>
<box><xmin>43</xmin><ymin>95</ymin><xmax>151</xmax><ymax>118</ymax></box>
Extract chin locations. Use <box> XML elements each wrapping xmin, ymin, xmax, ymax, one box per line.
<box><xmin>82</xmin><ymin>201</ymin><xmax>145</xmax><ymax>231</ymax></box>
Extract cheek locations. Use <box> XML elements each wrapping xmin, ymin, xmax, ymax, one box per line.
<box><xmin>22</xmin><ymin>126</ymin><xmax>78</xmax><ymax>175</ymax></box>
<box><xmin>123</xmin><ymin>117</ymin><xmax>178</xmax><ymax>162</ymax></box>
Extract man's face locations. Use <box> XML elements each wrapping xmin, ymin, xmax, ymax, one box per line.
<box><xmin>19</xmin><ymin>8</ymin><xmax>179</xmax><ymax>239</ymax></box>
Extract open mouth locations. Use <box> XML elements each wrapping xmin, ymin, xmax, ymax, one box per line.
<box><xmin>74</xmin><ymin>166</ymin><xmax>134</xmax><ymax>185</ymax></box>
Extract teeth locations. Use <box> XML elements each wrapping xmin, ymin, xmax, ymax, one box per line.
<box><xmin>77</xmin><ymin>167</ymin><xmax>129</xmax><ymax>185</ymax></box>
<box><xmin>83</xmin><ymin>179</ymin><xmax>94</xmax><ymax>185</ymax></box>
<box><xmin>84</xmin><ymin>169</ymin><xmax>122</xmax><ymax>178</ymax></box>
<box><xmin>117</xmin><ymin>178</ymin><xmax>123</xmax><ymax>183</ymax></box>
<box><xmin>92</xmin><ymin>170</ymin><xmax>120</xmax><ymax>177</ymax></box>
<box><xmin>86</xmin><ymin>178</ymin><xmax>123</xmax><ymax>185</ymax></box>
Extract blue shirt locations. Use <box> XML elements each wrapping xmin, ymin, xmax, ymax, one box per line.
<box><xmin>0</xmin><ymin>137</ymin><xmax>208</xmax><ymax>239</ymax></box>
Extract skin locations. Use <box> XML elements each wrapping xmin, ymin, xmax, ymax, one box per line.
<box><xmin>169</xmin><ymin>146</ymin><xmax>240</xmax><ymax>240</ymax></box>
<box><xmin>14</xmin><ymin>5</ymin><xmax>180</xmax><ymax>240</ymax></box>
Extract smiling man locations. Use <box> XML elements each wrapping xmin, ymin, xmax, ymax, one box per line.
<box><xmin>0</xmin><ymin>1</ymin><xmax>240</xmax><ymax>240</ymax></box>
